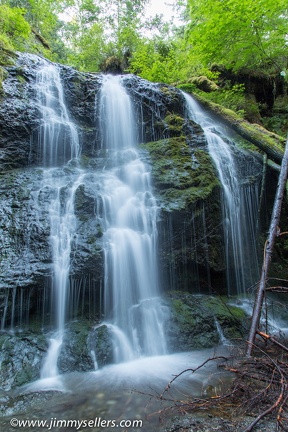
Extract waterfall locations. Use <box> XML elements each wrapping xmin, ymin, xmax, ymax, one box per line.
<box><xmin>183</xmin><ymin>93</ymin><xmax>260</xmax><ymax>295</ymax></box>
<box><xmin>34</xmin><ymin>62</ymin><xmax>82</xmax><ymax>378</ymax></box>
<box><xmin>36</xmin><ymin>64</ymin><xmax>80</xmax><ymax>166</ymax></box>
<box><xmin>98</xmin><ymin>75</ymin><xmax>168</xmax><ymax>362</ymax></box>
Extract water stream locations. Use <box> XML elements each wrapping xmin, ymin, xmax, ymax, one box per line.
<box><xmin>34</xmin><ymin>61</ymin><xmax>83</xmax><ymax>378</ymax></box>
<box><xmin>184</xmin><ymin>93</ymin><xmax>260</xmax><ymax>295</ymax></box>
<box><xmin>98</xmin><ymin>75</ymin><xmax>168</xmax><ymax>361</ymax></box>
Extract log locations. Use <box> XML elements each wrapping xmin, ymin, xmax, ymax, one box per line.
<box><xmin>191</xmin><ymin>93</ymin><xmax>285</xmax><ymax>164</ymax></box>
<box><xmin>32</xmin><ymin>29</ymin><xmax>51</xmax><ymax>50</ymax></box>
<box><xmin>246</xmin><ymin>138</ymin><xmax>288</xmax><ymax>357</ymax></box>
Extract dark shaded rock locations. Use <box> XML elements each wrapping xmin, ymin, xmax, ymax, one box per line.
<box><xmin>123</xmin><ymin>75</ymin><xmax>187</xmax><ymax>142</ymax></box>
<box><xmin>0</xmin><ymin>168</ymin><xmax>51</xmax><ymax>305</ymax></box>
<box><xmin>0</xmin><ymin>54</ymin><xmax>45</xmax><ymax>170</ymax></box>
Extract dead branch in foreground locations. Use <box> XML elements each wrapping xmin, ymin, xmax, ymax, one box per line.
<box><xmin>140</xmin><ymin>343</ymin><xmax>288</xmax><ymax>431</ymax></box>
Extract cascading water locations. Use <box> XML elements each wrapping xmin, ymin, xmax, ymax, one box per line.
<box><xmin>36</xmin><ymin>64</ymin><xmax>79</xmax><ymax>166</ymax></box>
<box><xmin>0</xmin><ymin>61</ymin><xmax>237</xmax><ymax>422</ymax></box>
<box><xmin>34</xmin><ymin>62</ymin><xmax>82</xmax><ymax>378</ymax></box>
<box><xmin>183</xmin><ymin>93</ymin><xmax>260</xmax><ymax>295</ymax></box>
<box><xmin>97</xmin><ymin>75</ymin><xmax>168</xmax><ymax>362</ymax></box>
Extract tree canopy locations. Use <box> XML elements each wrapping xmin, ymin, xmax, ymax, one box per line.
<box><xmin>185</xmin><ymin>0</ymin><xmax>288</xmax><ymax>73</ymax></box>
<box><xmin>0</xmin><ymin>0</ymin><xmax>287</xmax><ymax>85</ymax></box>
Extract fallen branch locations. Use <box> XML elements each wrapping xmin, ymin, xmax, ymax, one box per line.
<box><xmin>257</xmin><ymin>331</ymin><xmax>288</xmax><ymax>354</ymax></box>
<box><xmin>265</xmin><ymin>286</ymin><xmax>288</xmax><ymax>292</ymax></box>
<box><xmin>243</xmin><ymin>347</ymin><xmax>287</xmax><ymax>432</ymax></box>
<box><xmin>159</xmin><ymin>356</ymin><xmax>228</xmax><ymax>399</ymax></box>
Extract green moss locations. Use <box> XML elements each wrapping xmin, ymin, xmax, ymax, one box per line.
<box><xmin>164</xmin><ymin>113</ymin><xmax>186</xmax><ymax>136</ymax></box>
<box><xmin>176</xmin><ymin>83</ymin><xmax>197</xmax><ymax>94</ymax></box>
<box><xmin>0</xmin><ymin>65</ymin><xmax>8</xmax><ymax>96</ymax></box>
<box><xmin>171</xmin><ymin>299</ymin><xmax>196</xmax><ymax>329</ymax></box>
<box><xmin>232</xmin><ymin>134</ymin><xmax>260</xmax><ymax>153</ymax></box>
<box><xmin>0</xmin><ymin>46</ymin><xmax>16</xmax><ymax>67</ymax></box>
<box><xmin>205</xmin><ymin>297</ymin><xmax>246</xmax><ymax>320</ymax></box>
<box><xmin>167</xmin><ymin>291</ymin><xmax>249</xmax><ymax>348</ymax></box>
<box><xmin>145</xmin><ymin>137</ymin><xmax>219</xmax><ymax>210</ymax></box>
<box><xmin>16</xmin><ymin>74</ymin><xmax>26</xmax><ymax>84</ymax></box>
<box><xmin>160</xmin><ymin>85</ymin><xmax>180</xmax><ymax>100</ymax></box>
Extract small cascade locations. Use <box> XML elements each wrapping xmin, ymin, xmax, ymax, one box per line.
<box><xmin>97</xmin><ymin>75</ymin><xmax>168</xmax><ymax>361</ymax></box>
<box><xmin>214</xmin><ymin>318</ymin><xmax>231</xmax><ymax>346</ymax></box>
<box><xmin>34</xmin><ymin>61</ymin><xmax>82</xmax><ymax>378</ymax></box>
<box><xmin>35</xmin><ymin>64</ymin><xmax>80</xmax><ymax>166</ymax></box>
<box><xmin>184</xmin><ymin>93</ymin><xmax>260</xmax><ymax>295</ymax></box>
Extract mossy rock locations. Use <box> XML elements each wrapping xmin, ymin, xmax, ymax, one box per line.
<box><xmin>165</xmin><ymin>291</ymin><xmax>249</xmax><ymax>351</ymax></box>
<box><xmin>204</xmin><ymin>297</ymin><xmax>247</xmax><ymax>340</ymax></box>
<box><xmin>57</xmin><ymin>320</ymin><xmax>95</xmax><ymax>373</ymax></box>
<box><xmin>0</xmin><ymin>47</ymin><xmax>16</xmax><ymax>67</ymax></box>
<box><xmin>188</xmin><ymin>76</ymin><xmax>219</xmax><ymax>93</ymax></box>
<box><xmin>164</xmin><ymin>113</ymin><xmax>187</xmax><ymax>137</ymax></box>
<box><xmin>88</xmin><ymin>324</ymin><xmax>114</xmax><ymax>368</ymax></box>
<box><xmin>145</xmin><ymin>137</ymin><xmax>219</xmax><ymax>210</ymax></box>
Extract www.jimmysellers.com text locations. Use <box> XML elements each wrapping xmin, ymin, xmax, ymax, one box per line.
<box><xmin>9</xmin><ymin>417</ymin><xmax>143</xmax><ymax>430</ymax></box>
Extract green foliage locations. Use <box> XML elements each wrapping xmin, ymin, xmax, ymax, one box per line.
<box><xmin>0</xmin><ymin>4</ymin><xmax>31</xmax><ymax>51</ymax></box>
<box><xmin>185</xmin><ymin>0</ymin><xmax>288</xmax><ymax>73</ymax></box>
<box><xmin>199</xmin><ymin>84</ymin><xmax>247</xmax><ymax>117</ymax></box>
<box><xmin>63</xmin><ymin>0</ymin><xmax>149</xmax><ymax>71</ymax></box>
<box><xmin>67</xmin><ymin>22</ymin><xmax>105</xmax><ymax>71</ymax></box>
<box><xmin>129</xmin><ymin>36</ymin><xmax>188</xmax><ymax>83</ymax></box>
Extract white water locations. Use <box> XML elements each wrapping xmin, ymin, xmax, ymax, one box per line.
<box><xmin>36</xmin><ymin>64</ymin><xmax>80</xmax><ymax>166</ymax></box>
<box><xmin>98</xmin><ymin>75</ymin><xmax>168</xmax><ymax>361</ymax></box>
<box><xmin>19</xmin><ymin>347</ymin><xmax>231</xmax><ymax>399</ymax></box>
<box><xmin>18</xmin><ymin>71</ymin><xmax>241</xmax><ymax>407</ymax></box>
<box><xmin>35</xmin><ymin>62</ymin><xmax>82</xmax><ymax>378</ymax></box>
<box><xmin>184</xmin><ymin>93</ymin><xmax>260</xmax><ymax>295</ymax></box>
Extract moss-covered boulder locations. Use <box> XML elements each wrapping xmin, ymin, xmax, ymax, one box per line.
<box><xmin>57</xmin><ymin>320</ymin><xmax>95</xmax><ymax>373</ymax></box>
<box><xmin>165</xmin><ymin>291</ymin><xmax>249</xmax><ymax>351</ymax></box>
<box><xmin>143</xmin><ymin>114</ymin><xmax>224</xmax><ymax>291</ymax></box>
<box><xmin>145</xmin><ymin>137</ymin><xmax>219</xmax><ymax>211</ymax></box>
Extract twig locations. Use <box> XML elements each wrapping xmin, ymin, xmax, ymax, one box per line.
<box><xmin>257</xmin><ymin>331</ymin><xmax>288</xmax><ymax>353</ymax></box>
<box><xmin>243</xmin><ymin>346</ymin><xmax>287</xmax><ymax>431</ymax></box>
<box><xmin>159</xmin><ymin>356</ymin><xmax>228</xmax><ymax>398</ymax></box>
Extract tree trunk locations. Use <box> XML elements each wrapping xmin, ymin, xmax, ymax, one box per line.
<box><xmin>246</xmin><ymin>138</ymin><xmax>288</xmax><ymax>357</ymax></box>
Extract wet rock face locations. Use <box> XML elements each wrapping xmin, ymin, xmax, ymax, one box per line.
<box><xmin>57</xmin><ymin>321</ymin><xmax>95</xmax><ymax>373</ymax></box>
<box><xmin>0</xmin><ymin>56</ymin><xmax>39</xmax><ymax>171</ymax></box>
<box><xmin>0</xmin><ymin>331</ymin><xmax>47</xmax><ymax>391</ymax></box>
<box><xmin>0</xmin><ymin>52</ymin><xmax>262</xmax><ymax>351</ymax></box>
<box><xmin>0</xmin><ymin>168</ymin><xmax>51</xmax><ymax>326</ymax></box>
